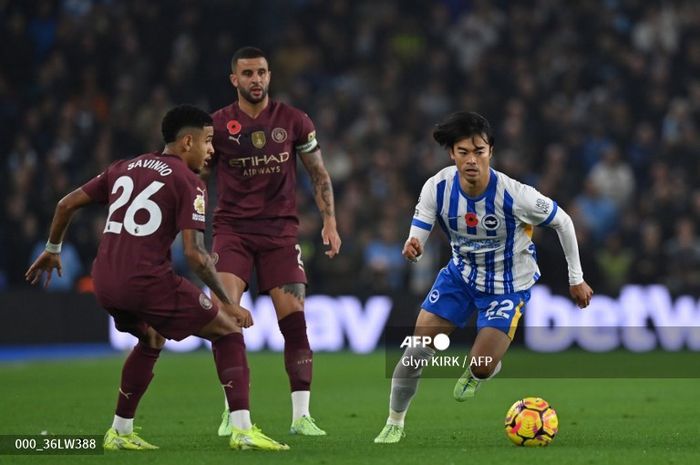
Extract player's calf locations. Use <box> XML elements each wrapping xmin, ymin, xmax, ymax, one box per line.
<box><xmin>468</xmin><ymin>355</ymin><xmax>499</xmax><ymax>380</ymax></box>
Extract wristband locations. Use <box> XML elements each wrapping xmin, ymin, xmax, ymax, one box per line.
<box><xmin>45</xmin><ymin>241</ymin><xmax>62</xmax><ymax>254</ymax></box>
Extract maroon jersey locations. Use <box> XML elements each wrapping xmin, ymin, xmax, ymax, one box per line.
<box><xmin>210</xmin><ymin>100</ymin><xmax>319</xmax><ymax>239</ymax></box>
<box><xmin>81</xmin><ymin>152</ymin><xmax>207</xmax><ymax>282</ymax></box>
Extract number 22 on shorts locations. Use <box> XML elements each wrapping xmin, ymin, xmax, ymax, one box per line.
<box><xmin>485</xmin><ymin>299</ymin><xmax>514</xmax><ymax>320</ymax></box>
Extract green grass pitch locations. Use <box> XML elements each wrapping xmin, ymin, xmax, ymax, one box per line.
<box><xmin>1</xmin><ymin>351</ymin><xmax>698</xmax><ymax>465</ymax></box>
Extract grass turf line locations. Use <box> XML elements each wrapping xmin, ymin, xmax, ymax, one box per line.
<box><xmin>0</xmin><ymin>351</ymin><xmax>698</xmax><ymax>465</ymax></box>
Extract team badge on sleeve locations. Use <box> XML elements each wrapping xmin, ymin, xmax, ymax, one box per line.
<box><xmin>199</xmin><ymin>294</ymin><xmax>213</xmax><ymax>310</ymax></box>
<box><xmin>192</xmin><ymin>188</ymin><xmax>206</xmax><ymax>222</ymax></box>
<box><xmin>535</xmin><ymin>198</ymin><xmax>551</xmax><ymax>214</ymax></box>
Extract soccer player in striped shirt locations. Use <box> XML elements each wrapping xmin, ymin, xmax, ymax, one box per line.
<box><xmin>374</xmin><ymin>111</ymin><xmax>593</xmax><ymax>444</ymax></box>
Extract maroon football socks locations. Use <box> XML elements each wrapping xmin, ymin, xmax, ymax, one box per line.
<box><xmin>115</xmin><ymin>342</ymin><xmax>161</xmax><ymax>419</ymax></box>
<box><xmin>278</xmin><ymin>312</ymin><xmax>313</xmax><ymax>391</ymax></box>
<box><xmin>212</xmin><ymin>332</ymin><xmax>250</xmax><ymax>411</ymax></box>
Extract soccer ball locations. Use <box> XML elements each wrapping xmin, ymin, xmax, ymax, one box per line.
<box><xmin>504</xmin><ymin>397</ymin><xmax>558</xmax><ymax>447</ymax></box>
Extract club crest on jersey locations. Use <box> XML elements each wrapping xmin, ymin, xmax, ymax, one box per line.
<box><xmin>272</xmin><ymin>127</ymin><xmax>287</xmax><ymax>143</ymax></box>
<box><xmin>483</xmin><ymin>214</ymin><xmax>500</xmax><ymax>230</ymax></box>
<box><xmin>252</xmin><ymin>131</ymin><xmax>266</xmax><ymax>149</ymax></box>
<box><xmin>199</xmin><ymin>294</ymin><xmax>213</xmax><ymax>310</ymax></box>
<box><xmin>465</xmin><ymin>212</ymin><xmax>479</xmax><ymax>227</ymax></box>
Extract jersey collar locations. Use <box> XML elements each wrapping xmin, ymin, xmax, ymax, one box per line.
<box><xmin>456</xmin><ymin>168</ymin><xmax>497</xmax><ymax>201</ymax></box>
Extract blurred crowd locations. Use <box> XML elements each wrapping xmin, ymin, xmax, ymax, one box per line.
<box><xmin>2</xmin><ymin>0</ymin><xmax>699</xmax><ymax>297</ymax></box>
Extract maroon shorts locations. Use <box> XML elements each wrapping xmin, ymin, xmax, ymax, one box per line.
<box><xmin>94</xmin><ymin>272</ymin><xmax>218</xmax><ymax>341</ymax></box>
<box><xmin>212</xmin><ymin>232</ymin><xmax>307</xmax><ymax>293</ymax></box>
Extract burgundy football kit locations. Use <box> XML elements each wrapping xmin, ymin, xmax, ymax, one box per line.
<box><xmin>82</xmin><ymin>152</ymin><xmax>218</xmax><ymax>340</ymax></box>
<box><xmin>210</xmin><ymin>100</ymin><xmax>319</xmax><ymax>292</ymax></box>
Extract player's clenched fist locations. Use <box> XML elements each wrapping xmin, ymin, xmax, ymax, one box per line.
<box><xmin>403</xmin><ymin>237</ymin><xmax>423</xmax><ymax>262</ymax></box>
<box><xmin>569</xmin><ymin>281</ymin><xmax>594</xmax><ymax>309</ymax></box>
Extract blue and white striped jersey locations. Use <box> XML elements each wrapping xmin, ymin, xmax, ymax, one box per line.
<box><xmin>411</xmin><ymin>167</ymin><xmax>560</xmax><ymax>294</ymax></box>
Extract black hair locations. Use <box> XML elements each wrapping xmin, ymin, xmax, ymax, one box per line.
<box><xmin>432</xmin><ymin>111</ymin><xmax>495</xmax><ymax>149</ymax></box>
<box><xmin>230</xmin><ymin>46</ymin><xmax>268</xmax><ymax>71</ymax></box>
<box><xmin>161</xmin><ymin>104</ymin><xmax>213</xmax><ymax>144</ymax></box>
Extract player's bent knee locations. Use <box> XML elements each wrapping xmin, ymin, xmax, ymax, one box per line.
<box><xmin>140</xmin><ymin>327</ymin><xmax>166</xmax><ymax>349</ymax></box>
<box><xmin>272</xmin><ymin>283</ymin><xmax>305</xmax><ymax>316</ymax></box>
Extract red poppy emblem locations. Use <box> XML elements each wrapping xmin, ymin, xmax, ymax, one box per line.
<box><xmin>465</xmin><ymin>212</ymin><xmax>479</xmax><ymax>227</ymax></box>
<box><xmin>226</xmin><ymin>120</ymin><xmax>241</xmax><ymax>135</ymax></box>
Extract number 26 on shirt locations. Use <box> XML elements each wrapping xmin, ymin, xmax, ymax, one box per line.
<box><xmin>104</xmin><ymin>175</ymin><xmax>164</xmax><ymax>237</ymax></box>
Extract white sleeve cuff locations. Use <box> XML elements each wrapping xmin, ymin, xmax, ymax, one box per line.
<box><xmin>407</xmin><ymin>225</ymin><xmax>431</xmax><ymax>262</ymax></box>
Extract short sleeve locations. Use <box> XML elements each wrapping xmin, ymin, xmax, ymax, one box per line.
<box><xmin>513</xmin><ymin>184</ymin><xmax>558</xmax><ymax>227</ymax></box>
<box><xmin>294</xmin><ymin>111</ymin><xmax>319</xmax><ymax>154</ymax></box>
<box><xmin>80</xmin><ymin>168</ymin><xmax>111</xmax><ymax>204</ymax></box>
<box><xmin>411</xmin><ymin>177</ymin><xmax>438</xmax><ymax>231</ymax></box>
<box><xmin>177</xmin><ymin>176</ymin><xmax>207</xmax><ymax>231</ymax></box>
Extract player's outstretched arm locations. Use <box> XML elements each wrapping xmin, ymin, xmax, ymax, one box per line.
<box><xmin>546</xmin><ymin>207</ymin><xmax>594</xmax><ymax>308</ymax></box>
<box><xmin>25</xmin><ymin>188</ymin><xmax>93</xmax><ymax>288</ymax></box>
<box><xmin>181</xmin><ymin>229</ymin><xmax>253</xmax><ymax>328</ymax></box>
<box><xmin>300</xmin><ymin>149</ymin><xmax>341</xmax><ymax>258</ymax></box>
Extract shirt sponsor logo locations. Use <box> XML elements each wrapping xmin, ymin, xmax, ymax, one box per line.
<box><xmin>228</xmin><ymin>152</ymin><xmax>289</xmax><ymax>167</ymax></box>
<box><xmin>272</xmin><ymin>127</ymin><xmax>288</xmax><ymax>143</ymax></box>
<box><xmin>456</xmin><ymin>237</ymin><xmax>501</xmax><ymax>251</ymax></box>
<box><xmin>482</xmin><ymin>214</ymin><xmax>500</xmax><ymax>230</ymax></box>
<box><xmin>228</xmin><ymin>152</ymin><xmax>290</xmax><ymax>177</ymax></box>
<box><xmin>252</xmin><ymin>130</ymin><xmax>266</xmax><ymax>149</ymax></box>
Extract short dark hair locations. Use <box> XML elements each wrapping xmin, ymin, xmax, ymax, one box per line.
<box><xmin>231</xmin><ymin>46</ymin><xmax>268</xmax><ymax>71</ymax></box>
<box><xmin>161</xmin><ymin>104</ymin><xmax>213</xmax><ymax>144</ymax></box>
<box><xmin>433</xmin><ymin>111</ymin><xmax>495</xmax><ymax>149</ymax></box>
